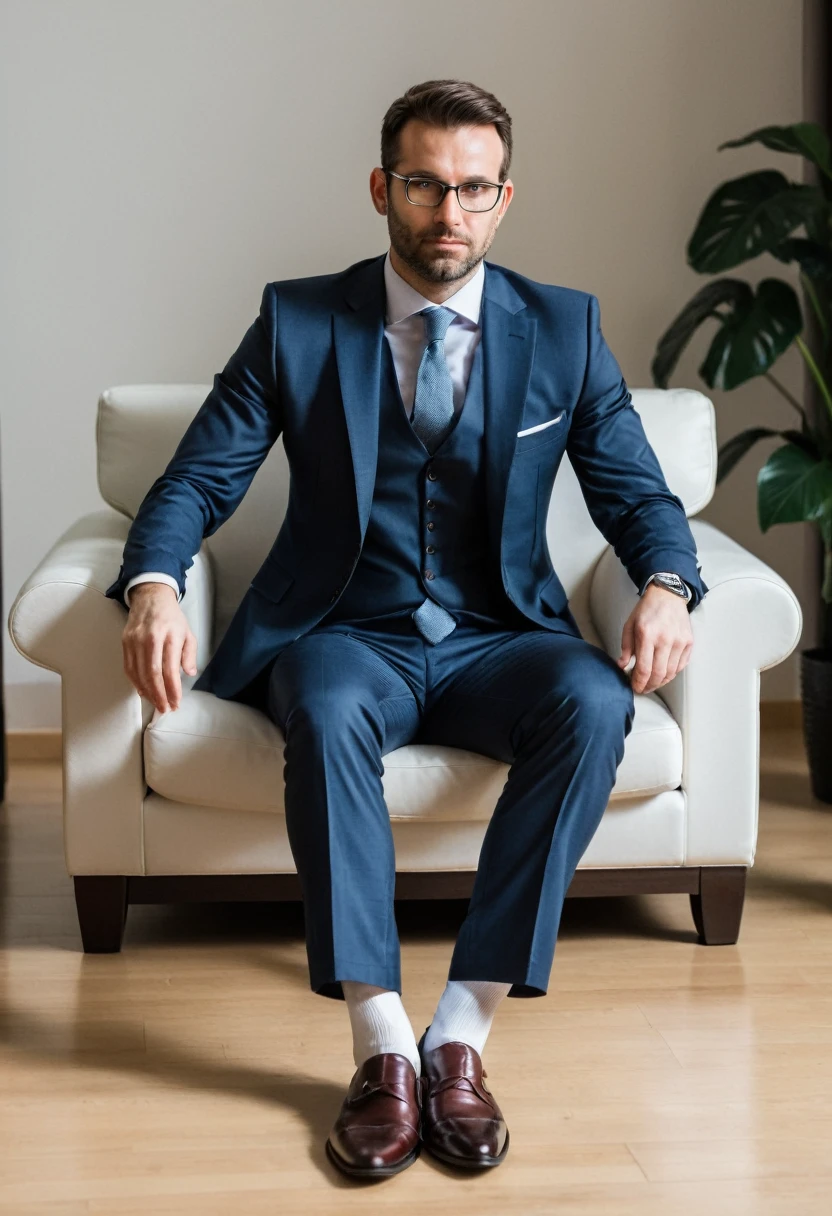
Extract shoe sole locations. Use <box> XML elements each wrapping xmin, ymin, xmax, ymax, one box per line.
<box><xmin>421</xmin><ymin>1126</ymin><xmax>510</xmax><ymax>1170</ymax></box>
<box><xmin>325</xmin><ymin>1135</ymin><xmax>421</xmax><ymax>1179</ymax></box>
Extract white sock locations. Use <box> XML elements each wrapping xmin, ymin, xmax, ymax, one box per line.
<box><xmin>342</xmin><ymin>981</ymin><xmax>421</xmax><ymax>1077</ymax></box>
<box><xmin>423</xmin><ymin>979</ymin><xmax>512</xmax><ymax>1057</ymax></box>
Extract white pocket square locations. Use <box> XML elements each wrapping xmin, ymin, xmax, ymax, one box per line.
<box><xmin>517</xmin><ymin>411</ymin><xmax>564</xmax><ymax>438</ymax></box>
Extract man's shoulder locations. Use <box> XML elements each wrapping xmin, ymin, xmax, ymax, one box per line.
<box><xmin>262</xmin><ymin>254</ymin><xmax>384</xmax><ymax>306</ymax></box>
<box><xmin>484</xmin><ymin>257</ymin><xmax>593</xmax><ymax>317</ymax></box>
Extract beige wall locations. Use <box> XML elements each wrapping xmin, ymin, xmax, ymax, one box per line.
<box><xmin>0</xmin><ymin>0</ymin><xmax>810</xmax><ymax>727</ymax></box>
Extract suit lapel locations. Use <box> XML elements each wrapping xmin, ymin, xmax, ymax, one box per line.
<box><xmin>333</xmin><ymin>256</ymin><xmax>386</xmax><ymax>539</ymax></box>
<box><xmin>480</xmin><ymin>269</ymin><xmax>537</xmax><ymax>563</ymax></box>
<box><xmin>332</xmin><ymin>252</ymin><xmax>536</xmax><ymax>554</ymax></box>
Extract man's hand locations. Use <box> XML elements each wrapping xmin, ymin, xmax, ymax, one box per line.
<box><xmin>617</xmin><ymin>582</ymin><xmax>693</xmax><ymax>694</ymax></box>
<box><xmin>122</xmin><ymin>583</ymin><xmax>198</xmax><ymax>713</ymax></box>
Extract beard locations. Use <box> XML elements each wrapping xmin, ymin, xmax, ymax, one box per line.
<box><xmin>386</xmin><ymin>198</ymin><xmax>498</xmax><ymax>284</ymax></box>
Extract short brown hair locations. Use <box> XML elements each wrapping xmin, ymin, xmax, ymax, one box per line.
<box><xmin>380</xmin><ymin>79</ymin><xmax>513</xmax><ymax>183</ymax></box>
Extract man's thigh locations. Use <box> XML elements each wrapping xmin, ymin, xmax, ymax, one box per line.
<box><xmin>418</xmin><ymin>628</ymin><xmax>635</xmax><ymax>764</ymax></box>
<box><xmin>265</xmin><ymin>625</ymin><xmax>422</xmax><ymax>755</ymax></box>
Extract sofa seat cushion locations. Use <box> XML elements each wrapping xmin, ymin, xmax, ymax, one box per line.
<box><xmin>143</xmin><ymin>689</ymin><xmax>682</xmax><ymax>820</ymax></box>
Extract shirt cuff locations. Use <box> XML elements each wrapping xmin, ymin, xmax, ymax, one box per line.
<box><xmin>124</xmin><ymin>572</ymin><xmax>183</xmax><ymax>608</ymax></box>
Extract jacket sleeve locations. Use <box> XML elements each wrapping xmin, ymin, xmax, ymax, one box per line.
<box><xmin>566</xmin><ymin>293</ymin><xmax>708</xmax><ymax>612</ymax></box>
<box><xmin>105</xmin><ymin>283</ymin><xmax>283</xmax><ymax>609</ymax></box>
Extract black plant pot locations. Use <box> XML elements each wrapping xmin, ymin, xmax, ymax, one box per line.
<box><xmin>800</xmin><ymin>647</ymin><xmax>832</xmax><ymax>804</ymax></box>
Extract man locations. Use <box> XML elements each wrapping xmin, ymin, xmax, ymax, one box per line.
<box><xmin>106</xmin><ymin>78</ymin><xmax>708</xmax><ymax>1180</ymax></box>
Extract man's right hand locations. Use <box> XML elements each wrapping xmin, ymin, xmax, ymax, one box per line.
<box><xmin>122</xmin><ymin>583</ymin><xmax>198</xmax><ymax>713</ymax></box>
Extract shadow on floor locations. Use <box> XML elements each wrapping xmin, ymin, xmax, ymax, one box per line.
<box><xmin>748</xmin><ymin>867</ymin><xmax>832</xmax><ymax>914</ymax></box>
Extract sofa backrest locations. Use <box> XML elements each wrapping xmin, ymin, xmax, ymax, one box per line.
<box><xmin>97</xmin><ymin>384</ymin><xmax>715</xmax><ymax>646</ymax></box>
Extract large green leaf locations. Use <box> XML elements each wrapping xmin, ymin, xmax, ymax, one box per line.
<box><xmin>804</xmin><ymin>206</ymin><xmax>832</xmax><ymax>248</ymax></box>
<box><xmin>687</xmin><ymin>171</ymin><xmax>824</xmax><ymax>273</ymax></box>
<box><xmin>716</xmin><ymin>426</ymin><xmax>821</xmax><ymax>484</ymax></box>
<box><xmin>651</xmin><ymin>277</ymin><xmax>802</xmax><ymax>390</ymax></box>
<box><xmin>718</xmin><ymin>122</ymin><xmax>832</xmax><ymax>177</ymax></box>
<box><xmin>702</xmin><ymin>279</ymin><xmax>802</xmax><ymax>389</ymax></box>
<box><xmin>769</xmin><ymin>237</ymin><xmax>832</xmax><ymax>281</ymax></box>
<box><xmin>757</xmin><ymin>443</ymin><xmax>832</xmax><ymax>532</ymax></box>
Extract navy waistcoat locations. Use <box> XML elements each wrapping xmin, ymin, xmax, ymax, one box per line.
<box><xmin>318</xmin><ymin>331</ymin><xmax>527</xmax><ymax>635</ymax></box>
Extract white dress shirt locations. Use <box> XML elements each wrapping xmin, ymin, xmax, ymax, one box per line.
<box><xmin>123</xmin><ymin>249</ymin><xmax>690</xmax><ymax>605</ymax></box>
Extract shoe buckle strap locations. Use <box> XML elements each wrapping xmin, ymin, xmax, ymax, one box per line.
<box><xmin>349</xmin><ymin>1080</ymin><xmax>411</xmax><ymax>1107</ymax></box>
<box><xmin>430</xmin><ymin>1075</ymin><xmax>492</xmax><ymax>1105</ymax></box>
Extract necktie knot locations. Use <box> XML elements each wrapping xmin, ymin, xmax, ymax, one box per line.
<box><xmin>421</xmin><ymin>305</ymin><xmax>455</xmax><ymax>344</ymax></box>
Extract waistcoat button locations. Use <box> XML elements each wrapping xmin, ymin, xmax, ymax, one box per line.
<box><xmin>426</xmin><ymin>499</ymin><xmax>436</xmax><ymax>509</ymax></box>
<box><xmin>424</xmin><ymin>570</ymin><xmax>434</xmax><ymax>580</ymax></box>
<box><xmin>427</xmin><ymin>470</ymin><xmax>438</xmax><ymax>481</ymax></box>
<box><xmin>426</xmin><ymin>521</ymin><xmax>435</xmax><ymax>531</ymax></box>
<box><xmin>425</xmin><ymin>544</ymin><xmax>435</xmax><ymax>554</ymax></box>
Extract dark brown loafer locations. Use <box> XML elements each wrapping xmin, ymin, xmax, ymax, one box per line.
<box><xmin>325</xmin><ymin>1052</ymin><xmax>422</xmax><ymax>1179</ymax></box>
<box><xmin>417</xmin><ymin>1028</ymin><xmax>510</xmax><ymax>1169</ymax></box>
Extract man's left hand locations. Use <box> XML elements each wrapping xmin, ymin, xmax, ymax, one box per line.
<box><xmin>617</xmin><ymin>583</ymin><xmax>693</xmax><ymax>694</ymax></box>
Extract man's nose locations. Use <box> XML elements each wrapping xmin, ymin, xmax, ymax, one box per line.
<box><xmin>434</xmin><ymin>187</ymin><xmax>464</xmax><ymax>226</ymax></box>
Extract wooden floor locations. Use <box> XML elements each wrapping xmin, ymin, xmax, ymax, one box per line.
<box><xmin>1</xmin><ymin>728</ymin><xmax>832</xmax><ymax>1214</ymax></box>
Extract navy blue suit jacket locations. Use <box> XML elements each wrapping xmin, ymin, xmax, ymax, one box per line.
<box><xmin>105</xmin><ymin>251</ymin><xmax>707</xmax><ymax>701</ymax></box>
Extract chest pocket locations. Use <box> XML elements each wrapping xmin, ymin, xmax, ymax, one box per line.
<box><xmin>514</xmin><ymin>410</ymin><xmax>566</xmax><ymax>455</ymax></box>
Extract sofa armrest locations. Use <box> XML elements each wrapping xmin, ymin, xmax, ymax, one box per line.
<box><xmin>7</xmin><ymin>508</ymin><xmax>215</xmax><ymax>874</ymax></box>
<box><xmin>589</xmin><ymin>519</ymin><xmax>803</xmax><ymax>866</ymax></box>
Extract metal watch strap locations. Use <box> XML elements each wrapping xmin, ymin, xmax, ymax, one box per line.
<box><xmin>647</xmin><ymin>572</ymin><xmax>689</xmax><ymax>599</ymax></box>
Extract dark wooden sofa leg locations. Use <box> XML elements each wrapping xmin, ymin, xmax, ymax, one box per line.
<box><xmin>690</xmin><ymin>866</ymin><xmax>747</xmax><ymax>944</ymax></box>
<box><xmin>74</xmin><ymin>876</ymin><xmax>128</xmax><ymax>952</ymax></box>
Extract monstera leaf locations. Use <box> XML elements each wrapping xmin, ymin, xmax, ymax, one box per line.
<box><xmin>651</xmin><ymin>277</ymin><xmax>802</xmax><ymax>391</ymax></box>
<box><xmin>717</xmin><ymin>122</ymin><xmax>832</xmax><ymax>178</ymax></box>
<box><xmin>758</xmin><ymin>444</ymin><xmax>832</xmax><ymax>534</ymax></box>
<box><xmin>717</xmin><ymin>427</ymin><xmax>822</xmax><ymax>485</ymax></box>
<box><xmin>686</xmin><ymin>171</ymin><xmax>823</xmax><ymax>274</ymax></box>
<box><xmin>769</xmin><ymin>238</ymin><xmax>832</xmax><ymax>281</ymax></box>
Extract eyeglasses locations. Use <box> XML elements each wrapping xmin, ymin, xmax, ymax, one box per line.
<box><xmin>387</xmin><ymin>170</ymin><xmax>504</xmax><ymax>213</ymax></box>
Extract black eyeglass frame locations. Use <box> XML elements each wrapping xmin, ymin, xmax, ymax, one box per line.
<box><xmin>386</xmin><ymin>170</ymin><xmax>505</xmax><ymax>213</ymax></box>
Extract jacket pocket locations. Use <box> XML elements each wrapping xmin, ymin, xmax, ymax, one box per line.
<box><xmin>250</xmin><ymin>552</ymin><xmax>296</xmax><ymax>605</ymax></box>
<box><xmin>514</xmin><ymin>411</ymin><xmax>566</xmax><ymax>454</ymax></box>
<box><xmin>538</xmin><ymin>568</ymin><xmax>567</xmax><ymax>616</ymax></box>
<box><xmin>517</xmin><ymin>410</ymin><xmax>564</xmax><ymax>438</ymax></box>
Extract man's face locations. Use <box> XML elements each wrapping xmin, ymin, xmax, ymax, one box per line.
<box><xmin>371</xmin><ymin>120</ymin><xmax>513</xmax><ymax>287</ymax></box>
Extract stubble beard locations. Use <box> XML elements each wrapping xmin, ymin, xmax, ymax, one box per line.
<box><xmin>386</xmin><ymin>197</ymin><xmax>498</xmax><ymax>285</ymax></box>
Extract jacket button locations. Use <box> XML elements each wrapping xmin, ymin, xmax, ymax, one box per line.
<box><xmin>424</xmin><ymin>570</ymin><xmax>434</xmax><ymax>580</ymax></box>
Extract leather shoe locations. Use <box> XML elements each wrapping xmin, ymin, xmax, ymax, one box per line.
<box><xmin>325</xmin><ymin>1052</ymin><xmax>422</xmax><ymax>1179</ymax></box>
<box><xmin>417</xmin><ymin>1027</ymin><xmax>510</xmax><ymax>1168</ymax></box>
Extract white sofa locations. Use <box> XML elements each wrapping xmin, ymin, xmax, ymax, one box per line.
<box><xmin>8</xmin><ymin>384</ymin><xmax>803</xmax><ymax>952</ymax></box>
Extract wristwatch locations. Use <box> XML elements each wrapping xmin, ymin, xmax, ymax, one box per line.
<box><xmin>643</xmin><ymin>571</ymin><xmax>691</xmax><ymax>601</ymax></box>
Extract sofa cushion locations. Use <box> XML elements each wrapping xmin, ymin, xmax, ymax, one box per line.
<box><xmin>143</xmin><ymin>688</ymin><xmax>682</xmax><ymax>820</ymax></box>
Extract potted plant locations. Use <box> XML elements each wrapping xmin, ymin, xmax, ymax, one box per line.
<box><xmin>651</xmin><ymin>121</ymin><xmax>832</xmax><ymax>802</ymax></box>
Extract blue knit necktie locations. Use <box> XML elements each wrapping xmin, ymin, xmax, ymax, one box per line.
<box><xmin>410</xmin><ymin>306</ymin><xmax>456</xmax><ymax>450</ymax></box>
<box><xmin>410</xmin><ymin>306</ymin><xmax>458</xmax><ymax>645</ymax></box>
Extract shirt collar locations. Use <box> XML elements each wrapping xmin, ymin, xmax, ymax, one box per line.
<box><xmin>383</xmin><ymin>247</ymin><xmax>484</xmax><ymax>329</ymax></box>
